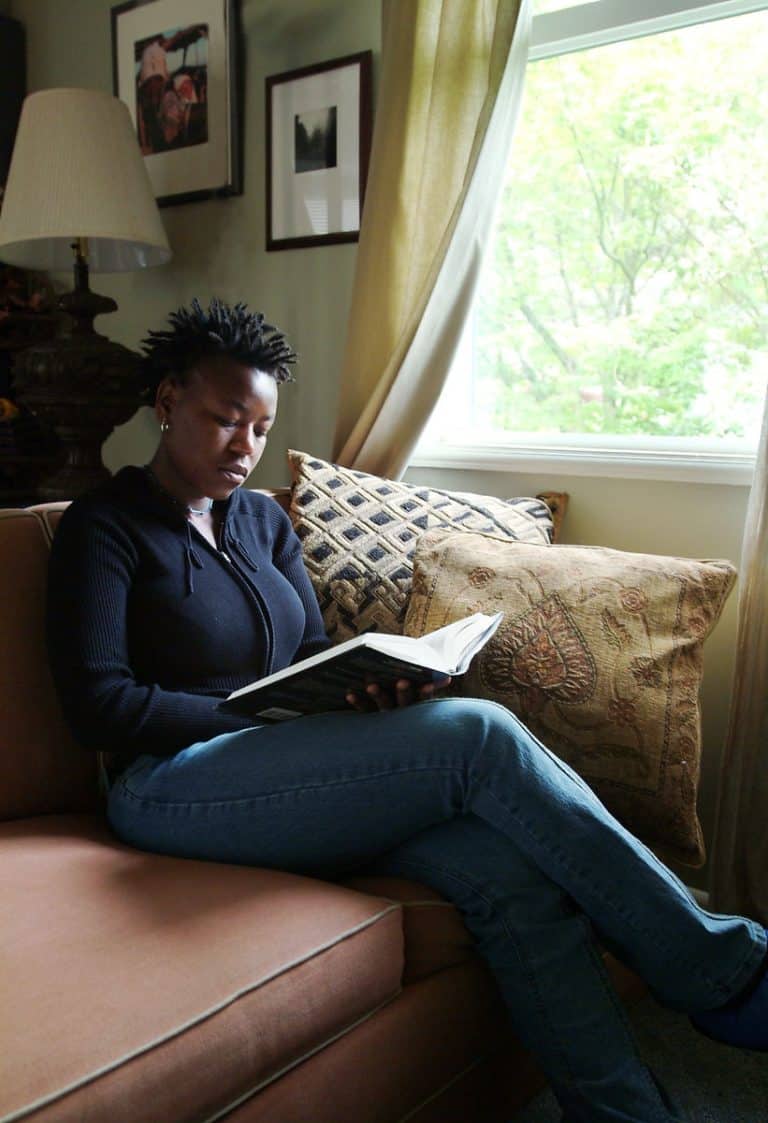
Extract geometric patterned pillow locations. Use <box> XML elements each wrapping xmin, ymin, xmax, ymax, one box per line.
<box><xmin>287</xmin><ymin>450</ymin><xmax>554</xmax><ymax>643</ymax></box>
<box><xmin>404</xmin><ymin>528</ymin><xmax>737</xmax><ymax>867</ymax></box>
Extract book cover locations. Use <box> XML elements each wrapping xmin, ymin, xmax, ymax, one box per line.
<box><xmin>218</xmin><ymin>611</ymin><xmax>502</xmax><ymax>722</ymax></box>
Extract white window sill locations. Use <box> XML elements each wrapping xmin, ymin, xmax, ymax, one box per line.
<box><xmin>411</xmin><ymin>442</ymin><xmax>756</xmax><ymax>486</ymax></box>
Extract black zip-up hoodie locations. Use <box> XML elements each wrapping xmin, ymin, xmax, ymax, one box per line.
<box><xmin>46</xmin><ymin>466</ymin><xmax>329</xmax><ymax>764</ymax></box>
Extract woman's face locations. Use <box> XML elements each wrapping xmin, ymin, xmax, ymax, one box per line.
<box><xmin>154</xmin><ymin>356</ymin><xmax>279</xmax><ymax>504</ymax></box>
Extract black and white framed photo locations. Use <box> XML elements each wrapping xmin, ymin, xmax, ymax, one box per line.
<box><xmin>111</xmin><ymin>0</ymin><xmax>242</xmax><ymax>207</ymax></box>
<box><xmin>266</xmin><ymin>51</ymin><xmax>373</xmax><ymax>251</ymax></box>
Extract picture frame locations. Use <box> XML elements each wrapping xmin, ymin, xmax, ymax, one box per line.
<box><xmin>111</xmin><ymin>0</ymin><xmax>242</xmax><ymax>207</ymax></box>
<box><xmin>266</xmin><ymin>51</ymin><xmax>373</xmax><ymax>251</ymax></box>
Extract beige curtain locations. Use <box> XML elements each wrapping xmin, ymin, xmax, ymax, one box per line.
<box><xmin>333</xmin><ymin>0</ymin><xmax>531</xmax><ymax>477</ymax></box>
<box><xmin>710</xmin><ymin>389</ymin><xmax>768</xmax><ymax>923</ymax></box>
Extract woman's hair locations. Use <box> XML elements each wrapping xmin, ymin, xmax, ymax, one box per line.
<box><xmin>139</xmin><ymin>298</ymin><xmax>297</xmax><ymax>403</ymax></box>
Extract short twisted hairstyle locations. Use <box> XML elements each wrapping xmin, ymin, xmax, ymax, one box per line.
<box><xmin>139</xmin><ymin>298</ymin><xmax>297</xmax><ymax>403</ymax></box>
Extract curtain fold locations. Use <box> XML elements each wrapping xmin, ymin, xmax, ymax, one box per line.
<box><xmin>710</xmin><ymin>388</ymin><xmax>768</xmax><ymax>923</ymax></box>
<box><xmin>333</xmin><ymin>0</ymin><xmax>531</xmax><ymax>478</ymax></box>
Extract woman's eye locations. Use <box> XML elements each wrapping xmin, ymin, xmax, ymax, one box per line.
<box><xmin>217</xmin><ymin>417</ymin><xmax>238</xmax><ymax>429</ymax></box>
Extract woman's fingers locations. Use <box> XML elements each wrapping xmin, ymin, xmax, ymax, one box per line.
<box><xmin>346</xmin><ymin>675</ymin><xmax>453</xmax><ymax>712</ymax></box>
<box><xmin>368</xmin><ymin>683</ymin><xmax>397</xmax><ymax>710</ymax></box>
<box><xmin>344</xmin><ymin>683</ymin><xmax>403</xmax><ymax>711</ymax></box>
<box><xmin>344</xmin><ymin>685</ymin><xmax>395</xmax><ymax>711</ymax></box>
<box><xmin>345</xmin><ymin>690</ymin><xmax>372</xmax><ymax>712</ymax></box>
<box><xmin>419</xmin><ymin>676</ymin><xmax>452</xmax><ymax>699</ymax></box>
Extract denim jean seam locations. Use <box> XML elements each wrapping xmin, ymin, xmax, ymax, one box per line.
<box><xmin>477</xmin><ymin>782</ymin><xmax>736</xmax><ymax>1001</ymax></box>
<box><xmin>375</xmin><ymin>852</ymin><xmax>580</xmax><ymax>1084</ymax></box>
<box><xmin>517</xmin><ymin>796</ymin><xmax>722</xmax><ymax>992</ymax></box>
<box><xmin>575</xmin><ymin>913</ymin><xmax>675</xmax><ymax>1122</ymax></box>
<box><xmin>388</xmin><ymin>858</ymin><xmax>678</xmax><ymax>1122</ymax></box>
<box><xmin>473</xmin><ymin>703</ymin><xmax>762</xmax><ymax>998</ymax></box>
<box><xmin>114</xmin><ymin>761</ymin><xmax>470</xmax><ymax>810</ymax></box>
<box><xmin>694</xmin><ymin>922</ymin><xmax>767</xmax><ymax>1005</ymax></box>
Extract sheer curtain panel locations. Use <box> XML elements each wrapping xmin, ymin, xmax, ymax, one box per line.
<box><xmin>710</xmin><ymin>388</ymin><xmax>768</xmax><ymax>923</ymax></box>
<box><xmin>333</xmin><ymin>0</ymin><xmax>531</xmax><ymax>478</ymax></box>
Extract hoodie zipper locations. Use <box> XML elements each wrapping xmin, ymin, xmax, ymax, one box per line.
<box><xmin>189</xmin><ymin>520</ymin><xmax>276</xmax><ymax>674</ymax></box>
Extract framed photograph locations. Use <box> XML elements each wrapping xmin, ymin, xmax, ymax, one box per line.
<box><xmin>111</xmin><ymin>0</ymin><xmax>242</xmax><ymax>207</ymax></box>
<box><xmin>266</xmin><ymin>51</ymin><xmax>373</xmax><ymax>251</ymax></box>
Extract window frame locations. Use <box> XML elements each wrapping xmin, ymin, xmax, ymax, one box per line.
<box><xmin>413</xmin><ymin>0</ymin><xmax>768</xmax><ymax>486</ymax></box>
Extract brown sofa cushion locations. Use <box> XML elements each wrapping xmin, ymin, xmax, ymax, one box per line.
<box><xmin>218</xmin><ymin>962</ymin><xmax>515</xmax><ymax>1123</ymax></box>
<box><xmin>404</xmin><ymin>530</ymin><xmax>737</xmax><ymax>867</ymax></box>
<box><xmin>341</xmin><ymin>875</ymin><xmax>476</xmax><ymax>984</ymax></box>
<box><xmin>1</xmin><ymin>814</ymin><xmax>405</xmax><ymax>1123</ymax></box>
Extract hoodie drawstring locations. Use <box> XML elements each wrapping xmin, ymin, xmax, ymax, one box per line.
<box><xmin>180</xmin><ymin>524</ymin><xmax>259</xmax><ymax>597</ymax></box>
<box><xmin>230</xmin><ymin>538</ymin><xmax>260</xmax><ymax>572</ymax></box>
<box><xmin>184</xmin><ymin>522</ymin><xmax>204</xmax><ymax>595</ymax></box>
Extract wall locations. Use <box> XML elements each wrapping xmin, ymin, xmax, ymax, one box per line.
<box><xmin>9</xmin><ymin>0</ymin><xmax>752</xmax><ymax>890</ymax></box>
<box><xmin>9</xmin><ymin>0</ymin><xmax>381</xmax><ymax>485</ymax></box>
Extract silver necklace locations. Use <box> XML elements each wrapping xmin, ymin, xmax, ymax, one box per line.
<box><xmin>144</xmin><ymin>466</ymin><xmax>213</xmax><ymax>517</ymax></box>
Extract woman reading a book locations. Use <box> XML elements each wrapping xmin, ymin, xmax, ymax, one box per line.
<box><xmin>46</xmin><ymin>299</ymin><xmax>768</xmax><ymax>1123</ymax></box>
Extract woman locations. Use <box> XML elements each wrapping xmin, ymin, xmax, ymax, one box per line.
<box><xmin>46</xmin><ymin>298</ymin><xmax>767</xmax><ymax>1123</ymax></box>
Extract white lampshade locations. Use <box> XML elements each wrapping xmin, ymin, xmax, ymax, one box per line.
<box><xmin>0</xmin><ymin>87</ymin><xmax>171</xmax><ymax>272</ymax></box>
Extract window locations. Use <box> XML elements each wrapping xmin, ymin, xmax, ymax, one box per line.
<box><xmin>416</xmin><ymin>0</ymin><xmax>768</xmax><ymax>482</ymax></box>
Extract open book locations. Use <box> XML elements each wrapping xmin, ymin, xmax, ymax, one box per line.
<box><xmin>218</xmin><ymin>611</ymin><xmax>503</xmax><ymax>722</ymax></box>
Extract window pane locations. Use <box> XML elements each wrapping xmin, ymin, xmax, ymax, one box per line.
<box><xmin>428</xmin><ymin>9</ymin><xmax>768</xmax><ymax>447</ymax></box>
<box><xmin>532</xmin><ymin>0</ymin><xmax>596</xmax><ymax>12</ymax></box>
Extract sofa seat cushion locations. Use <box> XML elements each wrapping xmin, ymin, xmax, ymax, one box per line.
<box><xmin>0</xmin><ymin>814</ymin><xmax>405</xmax><ymax>1123</ymax></box>
<box><xmin>341</xmin><ymin>875</ymin><xmax>477</xmax><ymax>983</ymax></box>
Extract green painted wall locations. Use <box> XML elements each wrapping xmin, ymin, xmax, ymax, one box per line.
<box><xmin>9</xmin><ymin>0</ymin><xmax>381</xmax><ymax>485</ymax></box>
<box><xmin>10</xmin><ymin>0</ymin><xmax>752</xmax><ymax>889</ymax></box>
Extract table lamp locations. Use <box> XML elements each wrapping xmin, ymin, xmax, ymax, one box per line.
<box><xmin>0</xmin><ymin>87</ymin><xmax>171</xmax><ymax>499</ymax></box>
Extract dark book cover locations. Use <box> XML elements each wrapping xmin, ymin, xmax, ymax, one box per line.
<box><xmin>219</xmin><ymin>644</ymin><xmax>447</xmax><ymax>721</ymax></box>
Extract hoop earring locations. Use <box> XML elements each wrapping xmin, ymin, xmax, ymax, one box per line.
<box><xmin>159</xmin><ymin>418</ymin><xmax>170</xmax><ymax>434</ymax></box>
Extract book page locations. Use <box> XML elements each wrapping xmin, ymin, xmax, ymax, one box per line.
<box><xmin>365</xmin><ymin>612</ymin><xmax>502</xmax><ymax>675</ymax></box>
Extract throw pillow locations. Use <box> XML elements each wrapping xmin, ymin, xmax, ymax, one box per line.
<box><xmin>403</xmin><ymin>529</ymin><xmax>737</xmax><ymax>867</ymax></box>
<box><xmin>287</xmin><ymin>450</ymin><xmax>554</xmax><ymax>643</ymax></box>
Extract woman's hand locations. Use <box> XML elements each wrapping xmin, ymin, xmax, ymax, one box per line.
<box><xmin>345</xmin><ymin>676</ymin><xmax>452</xmax><ymax>712</ymax></box>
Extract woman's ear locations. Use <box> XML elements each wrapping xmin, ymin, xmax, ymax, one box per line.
<box><xmin>155</xmin><ymin>376</ymin><xmax>179</xmax><ymax>427</ymax></box>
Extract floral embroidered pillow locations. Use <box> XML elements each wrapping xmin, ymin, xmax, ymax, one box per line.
<box><xmin>403</xmin><ymin>529</ymin><xmax>737</xmax><ymax>867</ymax></box>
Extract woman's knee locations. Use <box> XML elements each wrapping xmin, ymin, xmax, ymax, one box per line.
<box><xmin>433</xmin><ymin>695</ymin><xmax>524</xmax><ymax>734</ymax></box>
<box><xmin>419</xmin><ymin>696</ymin><xmax>531</xmax><ymax>762</ymax></box>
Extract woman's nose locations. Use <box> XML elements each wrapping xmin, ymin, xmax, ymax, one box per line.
<box><xmin>229</xmin><ymin>428</ymin><xmax>256</xmax><ymax>455</ymax></box>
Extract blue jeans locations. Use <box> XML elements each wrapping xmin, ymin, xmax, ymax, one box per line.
<box><xmin>107</xmin><ymin>698</ymin><xmax>765</xmax><ymax>1123</ymax></box>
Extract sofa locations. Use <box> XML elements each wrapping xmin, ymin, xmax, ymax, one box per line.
<box><xmin>0</xmin><ymin>493</ymin><xmax>643</xmax><ymax>1123</ymax></box>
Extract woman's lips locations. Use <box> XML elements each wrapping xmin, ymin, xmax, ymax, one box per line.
<box><xmin>220</xmin><ymin>467</ymin><xmax>247</xmax><ymax>484</ymax></box>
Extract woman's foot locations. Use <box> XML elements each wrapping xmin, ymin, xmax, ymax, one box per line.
<box><xmin>690</xmin><ymin>931</ymin><xmax>768</xmax><ymax>1051</ymax></box>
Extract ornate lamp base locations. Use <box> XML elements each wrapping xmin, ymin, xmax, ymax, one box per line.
<box><xmin>14</xmin><ymin>331</ymin><xmax>141</xmax><ymax>501</ymax></box>
<box><xmin>13</xmin><ymin>254</ymin><xmax>142</xmax><ymax>501</ymax></box>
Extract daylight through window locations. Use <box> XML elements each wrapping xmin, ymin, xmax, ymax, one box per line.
<box><xmin>418</xmin><ymin>1</ymin><xmax>768</xmax><ymax>478</ymax></box>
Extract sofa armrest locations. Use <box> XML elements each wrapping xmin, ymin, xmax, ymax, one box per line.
<box><xmin>536</xmin><ymin>491</ymin><xmax>568</xmax><ymax>542</ymax></box>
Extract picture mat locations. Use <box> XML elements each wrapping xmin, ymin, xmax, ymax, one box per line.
<box><xmin>114</xmin><ymin>0</ymin><xmax>230</xmax><ymax>199</ymax></box>
<box><xmin>270</xmin><ymin>62</ymin><xmax>361</xmax><ymax>240</ymax></box>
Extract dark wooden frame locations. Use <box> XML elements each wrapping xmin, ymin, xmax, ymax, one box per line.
<box><xmin>110</xmin><ymin>0</ymin><xmax>242</xmax><ymax>207</ymax></box>
<box><xmin>266</xmin><ymin>51</ymin><xmax>373</xmax><ymax>251</ymax></box>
